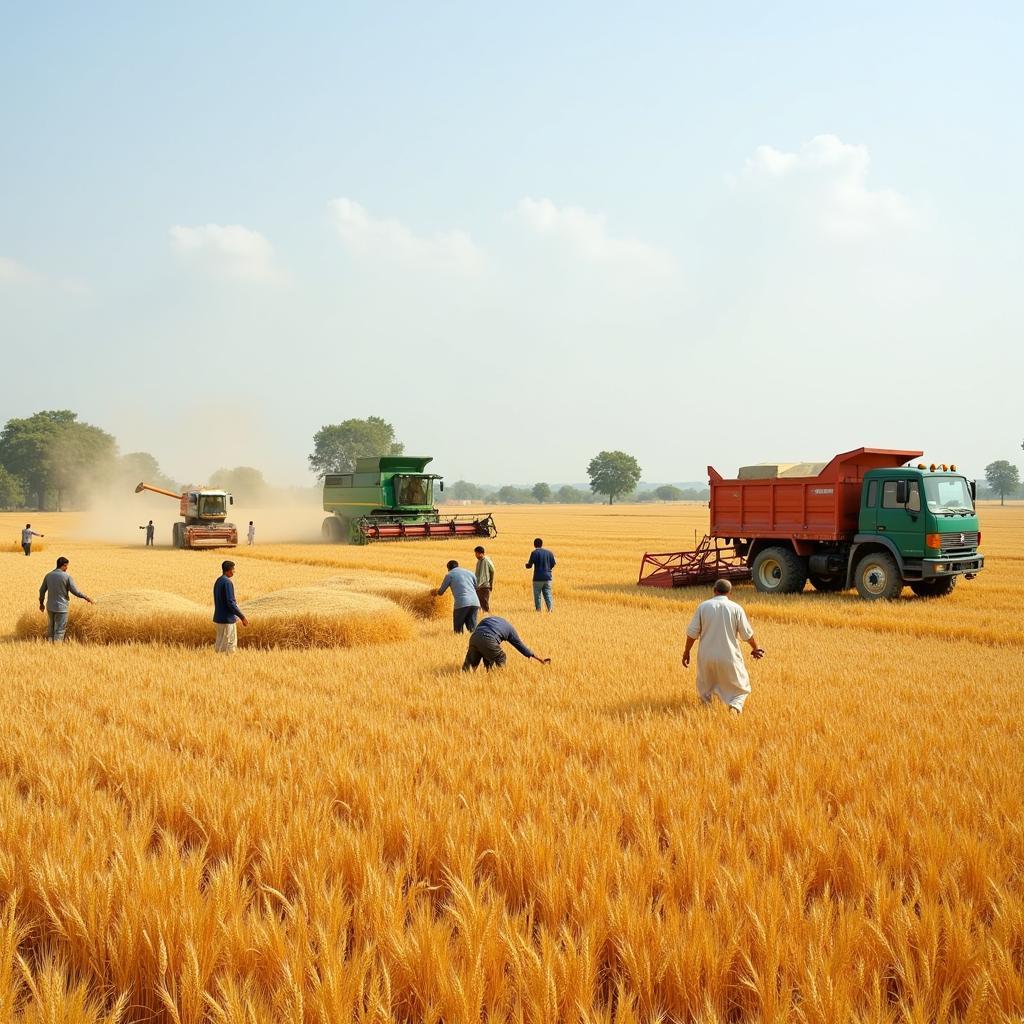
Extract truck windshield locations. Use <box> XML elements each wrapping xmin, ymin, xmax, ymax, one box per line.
<box><xmin>923</xmin><ymin>476</ymin><xmax>973</xmax><ymax>512</ymax></box>
<box><xmin>395</xmin><ymin>476</ymin><xmax>432</xmax><ymax>506</ymax></box>
<box><xmin>199</xmin><ymin>495</ymin><xmax>227</xmax><ymax>516</ymax></box>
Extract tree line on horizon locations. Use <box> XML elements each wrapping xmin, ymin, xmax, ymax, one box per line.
<box><xmin>0</xmin><ymin>410</ymin><xmax>285</xmax><ymax>511</ymax></box>
<box><xmin>2</xmin><ymin>410</ymin><xmax>1020</xmax><ymax>509</ymax></box>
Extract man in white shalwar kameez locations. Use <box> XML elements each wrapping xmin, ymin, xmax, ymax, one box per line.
<box><xmin>682</xmin><ymin>579</ymin><xmax>764</xmax><ymax>713</ymax></box>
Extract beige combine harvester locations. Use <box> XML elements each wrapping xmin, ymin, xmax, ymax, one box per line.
<box><xmin>135</xmin><ymin>482</ymin><xmax>238</xmax><ymax>549</ymax></box>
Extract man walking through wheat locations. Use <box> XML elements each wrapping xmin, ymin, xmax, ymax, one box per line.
<box><xmin>682</xmin><ymin>579</ymin><xmax>764</xmax><ymax>714</ymax></box>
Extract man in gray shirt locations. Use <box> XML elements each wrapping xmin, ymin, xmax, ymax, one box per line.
<box><xmin>38</xmin><ymin>556</ymin><xmax>93</xmax><ymax>642</ymax></box>
<box><xmin>435</xmin><ymin>559</ymin><xmax>481</xmax><ymax>634</ymax></box>
<box><xmin>21</xmin><ymin>524</ymin><xmax>43</xmax><ymax>556</ymax></box>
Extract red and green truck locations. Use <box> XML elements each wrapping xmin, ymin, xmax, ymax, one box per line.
<box><xmin>638</xmin><ymin>447</ymin><xmax>983</xmax><ymax>600</ymax></box>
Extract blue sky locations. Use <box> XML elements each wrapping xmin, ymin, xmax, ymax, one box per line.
<box><xmin>2</xmin><ymin>3</ymin><xmax>1021</xmax><ymax>485</ymax></box>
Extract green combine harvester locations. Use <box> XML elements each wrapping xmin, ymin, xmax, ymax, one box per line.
<box><xmin>321</xmin><ymin>456</ymin><xmax>497</xmax><ymax>544</ymax></box>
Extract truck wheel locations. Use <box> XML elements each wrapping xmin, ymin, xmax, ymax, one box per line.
<box><xmin>752</xmin><ymin>547</ymin><xmax>808</xmax><ymax>594</ymax></box>
<box><xmin>854</xmin><ymin>552</ymin><xmax>903</xmax><ymax>600</ymax></box>
<box><xmin>809</xmin><ymin>574</ymin><xmax>845</xmax><ymax>592</ymax></box>
<box><xmin>172</xmin><ymin>523</ymin><xmax>185</xmax><ymax>549</ymax></box>
<box><xmin>321</xmin><ymin>516</ymin><xmax>344</xmax><ymax>543</ymax></box>
<box><xmin>910</xmin><ymin>576</ymin><xmax>957</xmax><ymax>598</ymax></box>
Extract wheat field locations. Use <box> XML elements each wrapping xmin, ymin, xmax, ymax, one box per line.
<box><xmin>0</xmin><ymin>504</ymin><xmax>1021</xmax><ymax>1023</ymax></box>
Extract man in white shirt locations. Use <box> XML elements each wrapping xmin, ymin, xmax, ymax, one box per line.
<box><xmin>21</xmin><ymin>524</ymin><xmax>43</xmax><ymax>556</ymax></box>
<box><xmin>682</xmin><ymin>579</ymin><xmax>764</xmax><ymax>714</ymax></box>
<box><xmin>247</xmin><ymin>521</ymin><xmax>255</xmax><ymax>546</ymax></box>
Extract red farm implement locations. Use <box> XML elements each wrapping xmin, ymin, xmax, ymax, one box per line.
<box><xmin>637</xmin><ymin>536</ymin><xmax>751</xmax><ymax>589</ymax></box>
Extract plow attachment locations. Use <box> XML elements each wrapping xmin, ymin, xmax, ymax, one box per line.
<box><xmin>356</xmin><ymin>513</ymin><xmax>497</xmax><ymax>544</ymax></box>
<box><xmin>638</xmin><ymin>536</ymin><xmax>751</xmax><ymax>588</ymax></box>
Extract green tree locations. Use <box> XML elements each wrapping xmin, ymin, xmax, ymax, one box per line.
<box><xmin>655</xmin><ymin>484</ymin><xmax>686</xmax><ymax>501</ymax></box>
<box><xmin>0</xmin><ymin>466</ymin><xmax>25</xmax><ymax>509</ymax></box>
<box><xmin>985</xmin><ymin>460</ymin><xmax>1020</xmax><ymax>506</ymax></box>
<box><xmin>496</xmin><ymin>485</ymin><xmax>532</xmax><ymax>503</ymax></box>
<box><xmin>556</xmin><ymin>485</ymin><xmax>587</xmax><ymax>504</ymax></box>
<box><xmin>0</xmin><ymin>410</ymin><xmax>117</xmax><ymax>509</ymax></box>
<box><xmin>587</xmin><ymin>450</ymin><xmax>642</xmax><ymax>505</ymax></box>
<box><xmin>210</xmin><ymin>466</ymin><xmax>269</xmax><ymax>504</ymax></box>
<box><xmin>532</xmin><ymin>482</ymin><xmax>552</xmax><ymax>503</ymax></box>
<box><xmin>447</xmin><ymin>479</ymin><xmax>484</xmax><ymax>500</ymax></box>
<box><xmin>308</xmin><ymin>416</ymin><xmax>403</xmax><ymax>478</ymax></box>
<box><xmin>117</xmin><ymin>452</ymin><xmax>177</xmax><ymax>493</ymax></box>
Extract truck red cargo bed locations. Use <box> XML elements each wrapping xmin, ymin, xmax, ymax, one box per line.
<box><xmin>709</xmin><ymin>447</ymin><xmax>922</xmax><ymax>543</ymax></box>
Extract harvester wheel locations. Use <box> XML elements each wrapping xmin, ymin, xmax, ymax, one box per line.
<box><xmin>809</xmin><ymin>574</ymin><xmax>845</xmax><ymax>593</ymax></box>
<box><xmin>321</xmin><ymin>516</ymin><xmax>344</xmax><ymax>543</ymax></box>
<box><xmin>854</xmin><ymin>551</ymin><xmax>903</xmax><ymax>600</ymax></box>
<box><xmin>910</xmin><ymin>576</ymin><xmax>957</xmax><ymax>598</ymax></box>
<box><xmin>752</xmin><ymin>546</ymin><xmax>807</xmax><ymax>594</ymax></box>
<box><xmin>172</xmin><ymin>523</ymin><xmax>186</xmax><ymax>549</ymax></box>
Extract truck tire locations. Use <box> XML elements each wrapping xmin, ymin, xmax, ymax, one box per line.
<box><xmin>910</xmin><ymin>576</ymin><xmax>957</xmax><ymax>598</ymax></box>
<box><xmin>854</xmin><ymin>551</ymin><xmax>903</xmax><ymax>600</ymax></box>
<box><xmin>752</xmin><ymin>547</ymin><xmax>808</xmax><ymax>594</ymax></box>
<box><xmin>809</xmin><ymin>574</ymin><xmax>845</xmax><ymax>593</ymax></box>
<box><xmin>172</xmin><ymin>522</ymin><xmax>185</xmax><ymax>549</ymax></box>
<box><xmin>321</xmin><ymin>516</ymin><xmax>344</xmax><ymax>543</ymax></box>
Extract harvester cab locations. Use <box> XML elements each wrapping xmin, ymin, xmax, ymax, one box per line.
<box><xmin>321</xmin><ymin>456</ymin><xmax>496</xmax><ymax>543</ymax></box>
<box><xmin>135</xmin><ymin>482</ymin><xmax>239</xmax><ymax>549</ymax></box>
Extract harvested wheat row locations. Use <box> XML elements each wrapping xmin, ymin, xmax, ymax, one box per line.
<box><xmin>15</xmin><ymin>586</ymin><xmax>413</xmax><ymax>649</ymax></box>
<box><xmin>6</xmin><ymin>540</ymin><xmax>46</xmax><ymax>553</ymax></box>
<box><xmin>321</xmin><ymin>572</ymin><xmax>443</xmax><ymax>619</ymax></box>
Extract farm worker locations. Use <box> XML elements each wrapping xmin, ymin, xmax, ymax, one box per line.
<box><xmin>139</xmin><ymin>520</ymin><xmax>155</xmax><ymax>546</ymax></box>
<box><xmin>474</xmin><ymin>545</ymin><xmax>495</xmax><ymax>611</ymax></box>
<box><xmin>213</xmin><ymin>560</ymin><xmax>248</xmax><ymax>654</ymax></box>
<box><xmin>682</xmin><ymin>579</ymin><xmax>765</xmax><ymax>714</ymax></box>
<box><xmin>22</xmin><ymin>524</ymin><xmax>43</xmax><ymax>556</ymax></box>
<box><xmin>436</xmin><ymin>559</ymin><xmax>480</xmax><ymax>634</ymax></box>
<box><xmin>462</xmin><ymin>616</ymin><xmax>551</xmax><ymax>672</ymax></box>
<box><xmin>525</xmin><ymin>537</ymin><xmax>556</xmax><ymax>612</ymax></box>
<box><xmin>38</xmin><ymin>556</ymin><xmax>93</xmax><ymax>643</ymax></box>
<box><xmin>247</xmin><ymin>521</ymin><xmax>255</xmax><ymax>546</ymax></box>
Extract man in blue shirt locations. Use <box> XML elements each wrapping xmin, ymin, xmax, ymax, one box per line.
<box><xmin>436</xmin><ymin>559</ymin><xmax>481</xmax><ymax>633</ymax></box>
<box><xmin>525</xmin><ymin>537</ymin><xmax>556</xmax><ymax>612</ymax></box>
<box><xmin>462</xmin><ymin>615</ymin><xmax>550</xmax><ymax>672</ymax></box>
<box><xmin>213</xmin><ymin>560</ymin><xmax>248</xmax><ymax>653</ymax></box>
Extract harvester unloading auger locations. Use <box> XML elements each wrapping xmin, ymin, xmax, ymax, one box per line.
<box><xmin>135</xmin><ymin>482</ymin><xmax>238</xmax><ymax>549</ymax></box>
<box><xmin>321</xmin><ymin>456</ymin><xmax>496</xmax><ymax>544</ymax></box>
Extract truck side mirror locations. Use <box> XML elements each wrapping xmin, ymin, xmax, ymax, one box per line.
<box><xmin>896</xmin><ymin>480</ymin><xmax>908</xmax><ymax>505</ymax></box>
<box><xmin>229</xmin><ymin>496</ymin><xmax>234</xmax><ymax>505</ymax></box>
<box><xmin>439</xmin><ymin>481</ymin><xmax>444</xmax><ymax>492</ymax></box>
<box><xmin>969</xmin><ymin>480</ymin><xmax>977</xmax><ymax>502</ymax></box>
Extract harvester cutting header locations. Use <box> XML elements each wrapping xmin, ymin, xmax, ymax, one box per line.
<box><xmin>321</xmin><ymin>456</ymin><xmax>496</xmax><ymax>544</ymax></box>
<box><xmin>135</xmin><ymin>482</ymin><xmax>238</xmax><ymax>549</ymax></box>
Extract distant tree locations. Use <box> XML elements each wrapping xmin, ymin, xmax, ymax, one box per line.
<box><xmin>555</xmin><ymin>485</ymin><xmax>587</xmax><ymax>504</ymax></box>
<box><xmin>211</xmin><ymin>466</ymin><xmax>269</xmax><ymax>504</ymax></box>
<box><xmin>0</xmin><ymin>410</ymin><xmax>117</xmax><ymax>509</ymax></box>
<box><xmin>496</xmin><ymin>485</ymin><xmax>532</xmax><ymax>503</ymax></box>
<box><xmin>985</xmin><ymin>460</ymin><xmax>1020</xmax><ymax>505</ymax></box>
<box><xmin>532</xmin><ymin>482</ymin><xmax>552</xmax><ymax>503</ymax></box>
<box><xmin>118</xmin><ymin>451</ymin><xmax>177</xmax><ymax>492</ymax></box>
<box><xmin>448</xmin><ymin>479</ymin><xmax>484</xmax><ymax>500</ymax></box>
<box><xmin>308</xmin><ymin>416</ymin><xmax>403</xmax><ymax>478</ymax></box>
<box><xmin>655</xmin><ymin>484</ymin><xmax>687</xmax><ymax>501</ymax></box>
<box><xmin>0</xmin><ymin>466</ymin><xmax>25</xmax><ymax>509</ymax></box>
<box><xmin>587</xmin><ymin>451</ymin><xmax>642</xmax><ymax>505</ymax></box>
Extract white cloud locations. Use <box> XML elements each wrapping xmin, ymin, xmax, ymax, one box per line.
<box><xmin>328</xmin><ymin>198</ymin><xmax>484</xmax><ymax>275</ymax></box>
<box><xmin>0</xmin><ymin>257</ymin><xmax>42</xmax><ymax>286</ymax></box>
<box><xmin>515</xmin><ymin>197</ymin><xmax>675</xmax><ymax>275</ymax></box>
<box><xmin>169</xmin><ymin>224</ymin><xmax>284</xmax><ymax>283</ymax></box>
<box><xmin>736</xmin><ymin>134</ymin><xmax>914</xmax><ymax>239</ymax></box>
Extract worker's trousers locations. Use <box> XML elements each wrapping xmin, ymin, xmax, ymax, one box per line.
<box><xmin>476</xmin><ymin>586</ymin><xmax>491</xmax><ymax>611</ymax></box>
<box><xmin>533</xmin><ymin>581</ymin><xmax>553</xmax><ymax>612</ymax></box>
<box><xmin>214</xmin><ymin>623</ymin><xmax>238</xmax><ymax>653</ymax></box>
<box><xmin>47</xmin><ymin>612</ymin><xmax>68</xmax><ymax>643</ymax></box>
<box><xmin>462</xmin><ymin>631</ymin><xmax>507</xmax><ymax>672</ymax></box>
<box><xmin>22</xmin><ymin>543</ymin><xmax>31</xmax><ymax>556</ymax></box>
<box><xmin>453</xmin><ymin>605</ymin><xmax>479</xmax><ymax>634</ymax></box>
